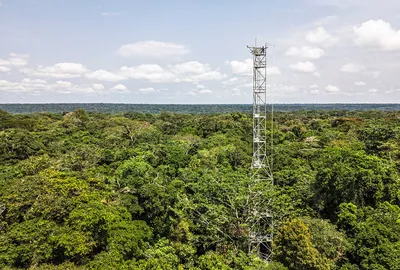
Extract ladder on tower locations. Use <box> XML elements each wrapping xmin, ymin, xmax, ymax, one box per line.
<box><xmin>247</xmin><ymin>43</ymin><xmax>274</xmax><ymax>263</ymax></box>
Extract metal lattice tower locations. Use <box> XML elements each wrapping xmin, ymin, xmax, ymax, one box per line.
<box><xmin>247</xmin><ymin>44</ymin><xmax>274</xmax><ymax>263</ymax></box>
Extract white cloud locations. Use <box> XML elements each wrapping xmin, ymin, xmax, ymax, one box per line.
<box><xmin>29</xmin><ymin>63</ymin><xmax>89</xmax><ymax>78</ymax></box>
<box><xmin>289</xmin><ymin>61</ymin><xmax>316</xmax><ymax>73</ymax></box>
<box><xmin>184</xmin><ymin>71</ymin><xmax>225</xmax><ymax>83</ymax></box>
<box><xmin>0</xmin><ymin>53</ymin><xmax>29</xmax><ymax>67</ymax></box>
<box><xmin>187</xmin><ymin>91</ymin><xmax>196</xmax><ymax>96</ymax></box>
<box><xmin>267</xmin><ymin>66</ymin><xmax>282</xmax><ymax>75</ymax></box>
<box><xmin>309</xmin><ymin>84</ymin><xmax>319</xmax><ymax>89</ymax></box>
<box><xmin>86</xmin><ymin>69</ymin><xmax>126</xmax><ymax>81</ymax></box>
<box><xmin>199</xmin><ymin>89</ymin><xmax>212</xmax><ymax>94</ymax></box>
<box><xmin>355</xmin><ymin>81</ymin><xmax>366</xmax><ymax>86</ymax></box>
<box><xmin>22</xmin><ymin>78</ymin><xmax>47</xmax><ymax>84</ymax></box>
<box><xmin>285</xmin><ymin>46</ymin><xmax>325</xmax><ymax>59</ymax></box>
<box><xmin>120</xmin><ymin>65</ymin><xmax>177</xmax><ymax>83</ymax></box>
<box><xmin>9</xmin><ymin>57</ymin><xmax>29</xmax><ymax>67</ymax></box>
<box><xmin>0</xmin><ymin>59</ymin><xmax>9</xmax><ymax>66</ymax></box>
<box><xmin>368</xmin><ymin>88</ymin><xmax>378</xmax><ymax>93</ymax></box>
<box><xmin>229</xmin><ymin>58</ymin><xmax>252</xmax><ymax>75</ymax></box>
<box><xmin>325</xmin><ymin>84</ymin><xmax>340</xmax><ymax>93</ymax></box>
<box><xmin>120</xmin><ymin>62</ymin><xmax>225</xmax><ymax>83</ymax></box>
<box><xmin>310</xmin><ymin>89</ymin><xmax>320</xmax><ymax>94</ymax></box>
<box><xmin>228</xmin><ymin>59</ymin><xmax>280</xmax><ymax>76</ymax></box>
<box><xmin>111</xmin><ymin>84</ymin><xmax>128</xmax><ymax>92</ymax></box>
<box><xmin>0</xmin><ymin>78</ymin><xmax>95</xmax><ymax>94</ymax></box>
<box><xmin>117</xmin><ymin>40</ymin><xmax>190</xmax><ymax>58</ymax></box>
<box><xmin>222</xmin><ymin>77</ymin><xmax>240</xmax><ymax>86</ymax></box>
<box><xmin>0</xmin><ymin>79</ymin><xmax>47</xmax><ymax>93</ymax></box>
<box><xmin>170</xmin><ymin>61</ymin><xmax>209</xmax><ymax>74</ymax></box>
<box><xmin>340</xmin><ymin>63</ymin><xmax>366</xmax><ymax>73</ymax></box>
<box><xmin>354</xmin><ymin>20</ymin><xmax>400</xmax><ymax>50</ymax></box>
<box><xmin>53</xmin><ymin>80</ymin><xmax>96</xmax><ymax>94</ymax></box>
<box><xmin>196</xmin><ymin>84</ymin><xmax>206</xmax><ymax>89</ymax></box>
<box><xmin>92</xmin><ymin>84</ymin><xmax>104</xmax><ymax>90</ymax></box>
<box><xmin>139</xmin><ymin>87</ymin><xmax>156</xmax><ymax>93</ymax></box>
<box><xmin>47</xmin><ymin>63</ymin><xmax>88</xmax><ymax>74</ymax></box>
<box><xmin>0</xmin><ymin>66</ymin><xmax>10</xmax><ymax>72</ymax></box>
<box><xmin>56</xmin><ymin>80</ymin><xmax>73</xmax><ymax>87</ymax></box>
<box><xmin>305</xmin><ymin>26</ymin><xmax>337</xmax><ymax>46</ymax></box>
<box><xmin>10</xmin><ymin>53</ymin><xmax>29</xmax><ymax>58</ymax></box>
<box><xmin>170</xmin><ymin>61</ymin><xmax>226</xmax><ymax>82</ymax></box>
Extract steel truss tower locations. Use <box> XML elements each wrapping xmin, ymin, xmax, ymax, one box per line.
<box><xmin>247</xmin><ymin>44</ymin><xmax>274</xmax><ymax>263</ymax></box>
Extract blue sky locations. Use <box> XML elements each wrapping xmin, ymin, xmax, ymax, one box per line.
<box><xmin>1</xmin><ymin>0</ymin><xmax>400</xmax><ymax>103</ymax></box>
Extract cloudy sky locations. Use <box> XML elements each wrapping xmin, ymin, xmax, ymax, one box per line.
<box><xmin>1</xmin><ymin>0</ymin><xmax>400</xmax><ymax>104</ymax></box>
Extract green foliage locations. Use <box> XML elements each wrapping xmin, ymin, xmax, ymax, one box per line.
<box><xmin>0</xmin><ymin>110</ymin><xmax>399</xmax><ymax>269</ymax></box>
<box><xmin>274</xmin><ymin>218</ymin><xmax>330</xmax><ymax>270</ymax></box>
<box><xmin>312</xmin><ymin>146</ymin><xmax>398</xmax><ymax>219</ymax></box>
<box><xmin>301</xmin><ymin>217</ymin><xmax>349</xmax><ymax>266</ymax></box>
<box><xmin>338</xmin><ymin>202</ymin><xmax>400</xmax><ymax>270</ymax></box>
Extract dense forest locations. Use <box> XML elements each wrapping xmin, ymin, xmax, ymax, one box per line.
<box><xmin>0</xmin><ymin>109</ymin><xmax>399</xmax><ymax>269</ymax></box>
<box><xmin>2</xmin><ymin>103</ymin><xmax>400</xmax><ymax>115</ymax></box>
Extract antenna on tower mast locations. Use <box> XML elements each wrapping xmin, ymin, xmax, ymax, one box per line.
<box><xmin>247</xmin><ymin>42</ymin><xmax>274</xmax><ymax>263</ymax></box>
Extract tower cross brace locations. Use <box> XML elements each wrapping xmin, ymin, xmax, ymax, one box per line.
<box><xmin>247</xmin><ymin>44</ymin><xmax>273</xmax><ymax>263</ymax></box>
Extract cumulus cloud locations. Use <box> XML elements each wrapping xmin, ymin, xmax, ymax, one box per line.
<box><xmin>0</xmin><ymin>78</ymin><xmax>96</xmax><ymax>94</ymax></box>
<box><xmin>309</xmin><ymin>84</ymin><xmax>319</xmax><ymax>89</ymax></box>
<box><xmin>305</xmin><ymin>26</ymin><xmax>337</xmax><ymax>46</ymax></box>
<box><xmin>86</xmin><ymin>70</ymin><xmax>126</xmax><ymax>81</ymax></box>
<box><xmin>368</xmin><ymin>88</ymin><xmax>378</xmax><ymax>93</ymax></box>
<box><xmin>0</xmin><ymin>53</ymin><xmax>30</xmax><ymax>67</ymax></box>
<box><xmin>44</xmin><ymin>63</ymin><xmax>88</xmax><ymax>74</ymax></box>
<box><xmin>325</xmin><ymin>84</ymin><xmax>340</xmax><ymax>93</ymax></box>
<box><xmin>229</xmin><ymin>59</ymin><xmax>252</xmax><ymax>75</ymax></box>
<box><xmin>355</xmin><ymin>81</ymin><xmax>366</xmax><ymax>86</ymax></box>
<box><xmin>0</xmin><ymin>79</ymin><xmax>47</xmax><ymax>93</ymax></box>
<box><xmin>121</xmin><ymin>62</ymin><xmax>225</xmax><ymax>83</ymax></box>
<box><xmin>28</xmin><ymin>63</ymin><xmax>89</xmax><ymax>79</ymax></box>
<box><xmin>354</xmin><ymin>19</ymin><xmax>400</xmax><ymax>50</ymax></box>
<box><xmin>120</xmin><ymin>65</ymin><xmax>177</xmax><ymax>83</ymax></box>
<box><xmin>310</xmin><ymin>89</ymin><xmax>320</xmax><ymax>94</ymax></box>
<box><xmin>56</xmin><ymin>80</ymin><xmax>73</xmax><ymax>87</ymax></box>
<box><xmin>340</xmin><ymin>63</ymin><xmax>366</xmax><ymax>73</ymax></box>
<box><xmin>228</xmin><ymin>58</ymin><xmax>280</xmax><ymax>76</ymax></box>
<box><xmin>285</xmin><ymin>46</ymin><xmax>325</xmax><ymax>59</ymax></box>
<box><xmin>111</xmin><ymin>84</ymin><xmax>128</xmax><ymax>92</ymax></box>
<box><xmin>170</xmin><ymin>61</ymin><xmax>210</xmax><ymax>74</ymax></box>
<box><xmin>289</xmin><ymin>61</ymin><xmax>316</xmax><ymax>73</ymax></box>
<box><xmin>199</xmin><ymin>89</ymin><xmax>212</xmax><ymax>94</ymax></box>
<box><xmin>117</xmin><ymin>41</ymin><xmax>190</xmax><ymax>58</ymax></box>
<box><xmin>184</xmin><ymin>71</ymin><xmax>225</xmax><ymax>83</ymax></box>
<box><xmin>92</xmin><ymin>84</ymin><xmax>104</xmax><ymax>90</ymax></box>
